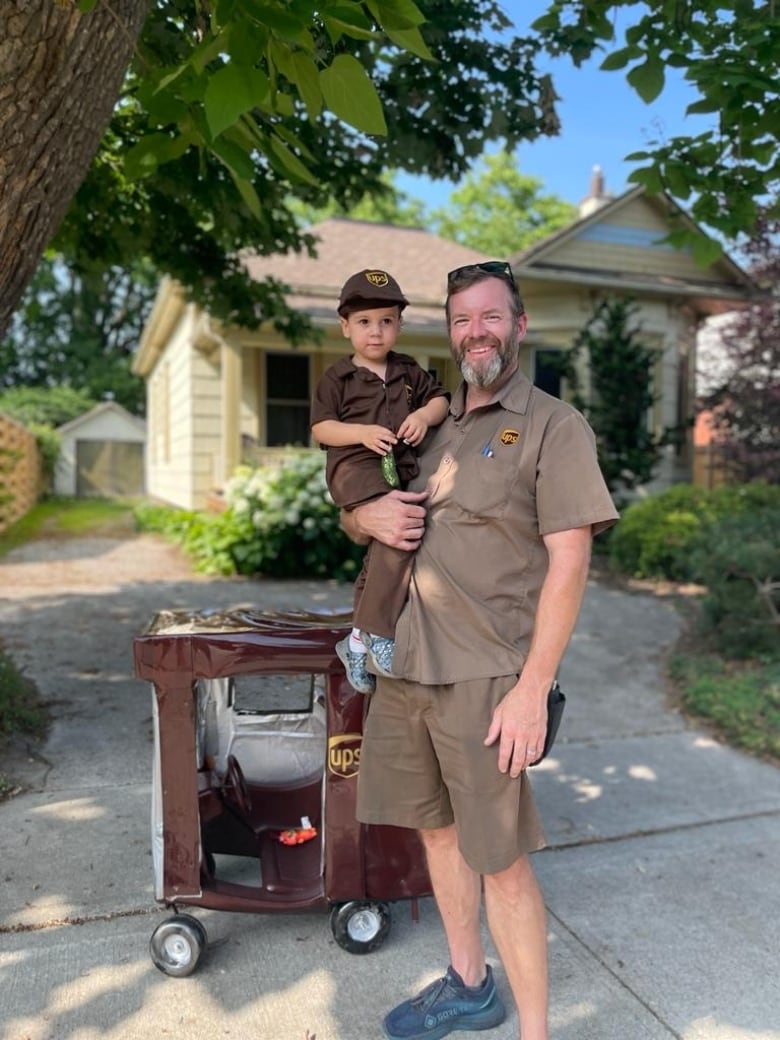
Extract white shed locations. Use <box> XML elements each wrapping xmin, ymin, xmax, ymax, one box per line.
<box><xmin>55</xmin><ymin>402</ymin><xmax>147</xmax><ymax>497</ymax></box>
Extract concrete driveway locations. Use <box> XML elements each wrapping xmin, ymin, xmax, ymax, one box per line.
<box><xmin>0</xmin><ymin>533</ymin><xmax>778</xmax><ymax>1040</ymax></box>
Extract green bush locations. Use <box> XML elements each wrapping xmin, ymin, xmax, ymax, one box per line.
<box><xmin>222</xmin><ymin>453</ymin><xmax>364</xmax><ymax>580</ymax></box>
<box><xmin>135</xmin><ymin>453</ymin><xmax>365</xmax><ymax>581</ymax></box>
<box><xmin>690</xmin><ymin>508</ymin><xmax>780</xmax><ymax>658</ymax></box>
<box><xmin>609</xmin><ymin>482</ymin><xmax>780</xmax><ymax>580</ymax></box>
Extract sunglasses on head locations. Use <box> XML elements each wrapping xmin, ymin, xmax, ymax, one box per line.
<box><xmin>446</xmin><ymin>260</ymin><xmax>517</xmax><ymax>290</ymax></box>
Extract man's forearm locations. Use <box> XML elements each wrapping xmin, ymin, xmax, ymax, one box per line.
<box><xmin>521</xmin><ymin>526</ymin><xmax>592</xmax><ymax>692</ymax></box>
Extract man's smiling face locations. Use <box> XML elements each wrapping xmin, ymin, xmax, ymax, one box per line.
<box><xmin>448</xmin><ymin>277</ymin><xmax>527</xmax><ymax>389</ymax></box>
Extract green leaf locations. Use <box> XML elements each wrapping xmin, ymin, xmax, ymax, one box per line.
<box><xmin>662</xmin><ymin>163</ymin><xmax>692</xmax><ymax>199</ymax></box>
<box><xmin>366</xmin><ymin>0</ymin><xmax>426</xmax><ymax>30</ymax></box>
<box><xmin>77</xmin><ymin>0</ymin><xmax>99</xmax><ymax>11</ymax></box>
<box><xmin>627</xmin><ymin>55</ymin><xmax>666</xmax><ymax>103</ymax></box>
<box><xmin>122</xmin><ymin>131</ymin><xmax>195</xmax><ymax>179</ymax></box>
<box><xmin>287</xmin><ymin>51</ymin><xmax>323</xmax><ymax>120</ymax></box>
<box><xmin>273</xmin><ymin>122</ymin><xmax>316</xmax><ymax>163</ymax></box>
<box><xmin>383</xmin><ymin>25</ymin><xmax>434</xmax><ymax>61</ymax></box>
<box><xmin>204</xmin><ymin>62</ymin><xmax>271</xmax><ymax>139</ymax></box>
<box><xmin>320</xmin><ymin>55</ymin><xmax>387</xmax><ymax>135</ymax></box>
<box><xmin>691</xmin><ymin>234</ymin><xmax>724</xmax><ymax>268</ymax></box>
<box><xmin>686</xmin><ymin>98</ymin><xmax>721</xmax><ymax>115</ymax></box>
<box><xmin>321</xmin><ymin>6</ymin><xmax>376</xmax><ymax>45</ymax></box>
<box><xmin>269</xmin><ymin>135</ymin><xmax>319</xmax><ymax>185</ymax></box>
<box><xmin>242</xmin><ymin>0</ymin><xmax>314</xmax><ymax>47</ymax></box>
<box><xmin>230</xmin><ymin>172</ymin><xmax>263</xmax><ymax>220</ymax></box>
<box><xmin>627</xmin><ymin>164</ymin><xmax>665</xmax><ymax>193</ymax></box>
<box><xmin>211</xmin><ymin>135</ymin><xmax>256</xmax><ymax>180</ymax></box>
<box><xmin>530</xmin><ymin>14</ymin><xmax>560</xmax><ymax>32</ymax></box>
<box><xmin>600</xmin><ymin>47</ymin><xmax>639</xmax><ymax>72</ymax></box>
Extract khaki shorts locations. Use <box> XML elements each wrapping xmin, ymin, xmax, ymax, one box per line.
<box><xmin>356</xmin><ymin>675</ymin><xmax>547</xmax><ymax>874</ymax></box>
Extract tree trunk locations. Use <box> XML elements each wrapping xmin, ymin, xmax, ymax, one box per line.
<box><xmin>0</xmin><ymin>0</ymin><xmax>151</xmax><ymax>339</ymax></box>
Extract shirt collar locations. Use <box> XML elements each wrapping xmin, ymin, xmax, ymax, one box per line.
<box><xmin>450</xmin><ymin>366</ymin><xmax>533</xmax><ymax>418</ymax></box>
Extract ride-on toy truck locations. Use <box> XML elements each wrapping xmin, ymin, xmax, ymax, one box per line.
<box><xmin>133</xmin><ymin>607</ymin><xmax>432</xmax><ymax>977</ymax></box>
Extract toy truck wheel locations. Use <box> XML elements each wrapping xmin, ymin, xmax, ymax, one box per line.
<box><xmin>150</xmin><ymin>914</ymin><xmax>207</xmax><ymax>977</ymax></box>
<box><xmin>330</xmin><ymin>900</ymin><xmax>391</xmax><ymax>954</ymax></box>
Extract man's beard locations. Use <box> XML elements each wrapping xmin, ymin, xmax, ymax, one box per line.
<box><xmin>457</xmin><ymin>333</ymin><xmax>518</xmax><ymax>388</ymax></box>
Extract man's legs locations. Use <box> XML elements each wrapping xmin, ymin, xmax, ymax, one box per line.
<box><xmin>419</xmin><ymin>824</ymin><xmax>485</xmax><ymax>985</ymax></box>
<box><xmin>383</xmin><ymin>824</ymin><xmax>505</xmax><ymax>1039</ymax></box>
<box><xmin>484</xmin><ymin>854</ymin><xmax>549</xmax><ymax>1040</ymax></box>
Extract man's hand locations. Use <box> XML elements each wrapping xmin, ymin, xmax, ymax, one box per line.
<box><xmin>341</xmin><ymin>489</ymin><xmax>428</xmax><ymax>550</ymax></box>
<box><xmin>484</xmin><ymin>679</ymin><xmax>550</xmax><ymax>778</ymax></box>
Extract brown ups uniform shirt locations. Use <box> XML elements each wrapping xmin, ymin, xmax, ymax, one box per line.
<box><xmin>311</xmin><ymin>352</ymin><xmax>448</xmax><ymax>509</ymax></box>
<box><xmin>393</xmin><ymin>367</ymin><xmax>619</xmax><ymax>684</ymax></box>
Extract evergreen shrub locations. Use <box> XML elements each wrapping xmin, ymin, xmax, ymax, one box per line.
<box><xmin>609</xmin><ymin>482</ymin><xmax>780</xmax><ymax>581</ymax></box>
<box><xmin>690</xmin><ymin>508</ymin><xmax>780</xmax><ymax>658</ymax></box>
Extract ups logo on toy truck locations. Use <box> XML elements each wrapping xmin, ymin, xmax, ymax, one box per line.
<box><xmin>328</xmin><ymin>733</ymin><xmax>362</xmax><ymax>778</ymax></box>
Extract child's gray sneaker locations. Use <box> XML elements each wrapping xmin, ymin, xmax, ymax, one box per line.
<box><xmin>335</xmin><ymin>636</ymin><xmax>376</xmax><ymax>694</ymax></box>
<box><xmin>362</xmin><ymin>633</ymin><xmax>396</xmax><ymax>677</ymax></box>
<box><xmin>383</xmin><ymin>964</ymin><xmax>505</xmax><ymax>1040</ymax></box>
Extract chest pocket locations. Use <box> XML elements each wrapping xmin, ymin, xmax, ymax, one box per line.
<box><xmin>450</xmin><ymin>438</ymin><xmax>522</xmax><ymax>520</ymax></box>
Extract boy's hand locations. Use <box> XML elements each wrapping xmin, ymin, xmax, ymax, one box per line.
<box><xmin>397</xmin><ymin>413</ymin><xmax>427</xmax><ymax>446</ymax></box>
<box><xmin>362</xmin><ymin>425</ymin><xmax>398</xmax><ymax>455</ymax></box>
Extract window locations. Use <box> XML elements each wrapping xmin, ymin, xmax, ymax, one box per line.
<box><xmin>532</xmin><ymin>349</ymin><xmax>563</xmax><ymax>398</ymax></box>
<box><xmin>265</xmin><ymin>353</ymin><xmax>311</xmax><ymax>445</ymax></box>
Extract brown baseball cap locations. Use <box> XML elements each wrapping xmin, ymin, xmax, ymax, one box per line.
<box><xmin>337</xmin><ymin>269</ymin><xmax>408</xmax><ymax>316</ymax></box>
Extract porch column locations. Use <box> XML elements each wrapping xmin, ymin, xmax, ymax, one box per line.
<box><xmin>220</xmin><ymin>337</ymin><xmax>242</xmax><ymax>485</ymax></box>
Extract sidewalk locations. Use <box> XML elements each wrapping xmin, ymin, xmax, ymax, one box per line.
<box><xmin>1</xmin><ymin>534</ymin><xmax>778</xmax><ymax>1040</ymax></box>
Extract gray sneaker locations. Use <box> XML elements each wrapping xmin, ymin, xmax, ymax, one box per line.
<box><xmin>362</xmin><ymin>633</ymin><xmax>396</xmax><ymax>677</ymax></box>
<box><xmin>335</xmin><ymin>637</ymin><xmax>376</xmax><ymax>694</ymax></box>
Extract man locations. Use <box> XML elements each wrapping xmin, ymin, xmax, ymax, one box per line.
<box><xmin>345</xmin><ymin>262</ymin><xmax>618</xmax><ymax>1040</ymax></box>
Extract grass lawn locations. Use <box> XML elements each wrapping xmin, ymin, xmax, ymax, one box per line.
<box><xmin>0</xmin><ymin>496</ymin><xmax>139</xmax><ymax>555</ymax></box>
<box><xmin>670</xmin><ymin>651</ymin><xmax>780</xmax><ymax>762</ymax></box>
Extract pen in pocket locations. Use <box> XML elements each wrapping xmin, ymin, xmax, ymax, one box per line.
<box><xmin>481</xmin><ymin>442</ymin><xmax>494</xmax><ymax>458</ymax></box>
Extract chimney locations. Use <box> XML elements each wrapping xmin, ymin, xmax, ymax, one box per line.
<box><xmin>579</xmin><ymin>165</ymin><xmax>612</xmax><ymax>217</ymax></box>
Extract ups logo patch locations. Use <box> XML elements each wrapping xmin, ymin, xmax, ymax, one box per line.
<box><xmin>499</xmin><ymin>429</ymin><xmax>520</xmax><ymax>445</ymax></box>
<box><xmin>365</xmin><ymin>270</ymin><xmax>389</xmax><ymax>287</ymax></box>
<box><xmin>328</xmin><ymin>733</ymin><xmax>362</xmax><ymax>778</ymax></box>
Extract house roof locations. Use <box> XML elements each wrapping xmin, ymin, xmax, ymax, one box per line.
<box><xmin>243</xmin><ymin>218</ymin><xmax>491</xmax><ymax>331</ymax></box>
<box><xmin>511</xmin><ymin>186</ymin><xmax>755</xmax><ymax>311</ymax></box>
<box><xmin>56</xmin><ymin>401</ymin><xmax>146</xmax><ymax>436</ymax></box>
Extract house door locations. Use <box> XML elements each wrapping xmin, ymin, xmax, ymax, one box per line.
<box><xmin>75</xmin><ymin>440</ymin><xmax>145</xmax><ymax>496</ymax></box>
<box><xmin>265</xmin><ymin>352</ymin><xmax>311</xmax><ymax>446</ymax></box>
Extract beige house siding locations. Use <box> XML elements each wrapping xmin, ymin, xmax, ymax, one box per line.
<box><xmin>146</xmin><ymin>306</ymin><xmax>197</xmax><ymax>505</ymax></box>
<box><xmin>193</xmin><ymin>347</ymin><xmax>224</xmax><ymax>500</ymax></box>
<box><xmin>551</xmin><ymin>224</ymin><xmax>724</xmax><ymax>285</ymax></box>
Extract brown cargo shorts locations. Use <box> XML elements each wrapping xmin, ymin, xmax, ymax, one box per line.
<box><xmin>356</xmin><ymin>674</ymin><xmax>547</xmax><ymax>874</ymax></box>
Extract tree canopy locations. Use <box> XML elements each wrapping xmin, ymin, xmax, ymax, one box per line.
<box><xmin>0</xmin><ymin>0</ymin><xmax>557</xmax><ymax>338</ymax></box>
<box><xmin>2</xmin><ymin>0</ymin><xmax>777</xmax><ymax>346</ymax></box>
<box><xmin>429</xmin><ymin>153</ymin><xmax>577</xmax><ymax>256</ymax></box>
<box><xmin>533</xmin><ymin>0</ymin><xmax>780</xmax><ymax>261</ymax></box>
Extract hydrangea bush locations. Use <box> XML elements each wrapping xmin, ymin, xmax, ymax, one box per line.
<box><xmin>222</xmin><ymin>452</ymin><xmax>365</xmax><ymax>580</ymax></box>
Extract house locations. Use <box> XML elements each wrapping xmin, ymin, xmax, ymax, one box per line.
<box><xmin>133</xmin><ymin>170</ymin><xmax>756</xmax><ymax>510</ymax></box>
<box><xmin>54</xmin><ymin>401</ymin><xmax>146</xmax><ymax>497</ymax></box>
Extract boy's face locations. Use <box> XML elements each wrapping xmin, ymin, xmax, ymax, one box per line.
<box><xmin>340</xmin><ymin>305</ymin><xmax>402</xmax><ymax>365</ymax></box>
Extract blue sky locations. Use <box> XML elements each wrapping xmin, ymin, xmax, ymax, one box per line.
<box><xmin>395</xmin><ymin>4</ymin><xmax>712</xmax><ymax>211</ymax></box>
